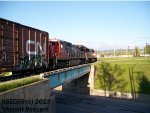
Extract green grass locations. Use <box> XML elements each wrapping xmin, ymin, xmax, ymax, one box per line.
<box><xmin>0</xmin><ymin>76</ymin><xmax>42</xmax><ymax>93</ymax></box>
<box><xmin>95</xmin><ymin>57</ymin><xmax>150</xmax><ymax>94</ymax></box>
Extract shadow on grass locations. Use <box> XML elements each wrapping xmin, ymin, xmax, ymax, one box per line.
<box><xmin>96</xmin><ymin>62</ymin><xmax>127</xmax><ymax>97</ymax></box>
<box><xmin>137</xmin><ymin>73</ymin><xmax>150</xmax><ymax>94</ymax></box>
<box><xmin>129</xmin><ymin>64</ymin><xmax>150</xmax><ymax>102</ymax></box>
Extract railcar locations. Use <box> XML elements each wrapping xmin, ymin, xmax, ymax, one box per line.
<box><xmin>49</xmin><ymin>39</ymin><xmax>82</xmax><ymax>68</ymax></box>
<box><xmin>78</xmin><ymin>45</ymin><xmax>89</xmax><ymax>63</ymax></box>
<box><xmin>78</xmin><ymin>45</ymin><xmax>97</xmax><ymax>63</ymax></box>
<box><xmin>0</xmin><ymin>18</ymin><xmax>49</xmax><ymax>73</ymax></box>
<box><xmin>87</xmin><ymin>49</ymin><xmax>97</xmax><ymax>63</ymax></box>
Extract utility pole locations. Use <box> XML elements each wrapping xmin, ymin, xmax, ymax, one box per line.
<box><xmin>114</xmin><ymin>48</ymin><xmax>115</xmax><ymax>57</ymax></box>
<box><xmin>145</xmin><ymin>43</ymin><xmax>148</xmax><ymax>57</ymax></box>
<box><xmin>128</xmin><ymin>46</ymin><xmax>130</xmax><ymax>57</ymax></box>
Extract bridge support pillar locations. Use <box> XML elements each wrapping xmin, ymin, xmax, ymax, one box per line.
<box><xmin>88</xmin><ymin>65</ymin><xmax>96</xmax><ymax>94</ymax></box>
<box><xmin>62</xmin><ymin>65</ymin><xmax>96</xmax><ymax>95</ymax></box>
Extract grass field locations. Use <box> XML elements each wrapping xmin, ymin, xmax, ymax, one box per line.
<box><xmin>95</xmin><ymin>57</ymin><xmax>150</xmax><ymax>95</ymax></box>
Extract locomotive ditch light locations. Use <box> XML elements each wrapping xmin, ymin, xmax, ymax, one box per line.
<box><xmin>93</xmin><ymin>53</ymin><xmax>97</xmax><ymax>56</ymax></box>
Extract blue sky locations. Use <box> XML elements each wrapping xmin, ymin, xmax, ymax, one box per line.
<box><xmin>0</xmin><ymin>1</ymin><xmax>150</xmax><ymax>50</ymax></box>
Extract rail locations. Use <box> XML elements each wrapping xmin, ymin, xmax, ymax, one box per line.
<box><xmin>0</xmin><ymin>64</ymin><xmax>91</xmax><ymax>83</ymax></box>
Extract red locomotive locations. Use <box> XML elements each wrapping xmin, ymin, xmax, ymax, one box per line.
<box><xmin>0</xmin><ymin>18</ymin><xmax>97</xmax><ymax>75</ymax></box>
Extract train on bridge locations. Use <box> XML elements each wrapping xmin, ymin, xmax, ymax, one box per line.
<box><xmin>0</xmin><ymin>18</ymin><xmax>97</xmax><ymax>75</ymax></box>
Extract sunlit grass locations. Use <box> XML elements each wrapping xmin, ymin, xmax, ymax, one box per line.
<box><xmin>95</xmin><ymin>57</ymin><xmax>150</xmax><ymax>94</ymax></box>
<box><xmin>0</xmin><ymin>76</ymin><xmax>42</xmax><ymax>93</ymax></box>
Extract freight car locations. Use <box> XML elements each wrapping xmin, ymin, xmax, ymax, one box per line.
<box><xmin>0</xmin><ymin>18</ymin><xmax>49</xmax><ymax>73</ymax></box>
<box><xmin>0</xmin><ymin>18</ymin><xmax>97</xmax><ymax>75</ymax></box>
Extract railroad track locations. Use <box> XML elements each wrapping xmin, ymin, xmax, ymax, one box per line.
<box><xmin>0</xmin><ymin>71</ymin><xmax>38</xmax><ymax>82</ymax></box>
<box><xmin>0</xmin><ymin>64</ymin><xmax>91</xmax><ymax>82</ymax></box>
<box><xmin>0</xmin><ymin>68</ymin><xmax>53</xmax><ymax>82</ymax></box>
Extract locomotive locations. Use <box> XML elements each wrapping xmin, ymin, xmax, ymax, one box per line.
<box><xmin>0</xmin><ymin>18</ymin><xmax>97</xmax><ymax>75</ymax></box>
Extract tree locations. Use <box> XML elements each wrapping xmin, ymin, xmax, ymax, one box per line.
<box><xmin>144</xmin><ymin>44</ymin><xmax>150</xmax><ymax>54</ymax></box>
<box><xmin>134</xmin><ymin>46</ymin><xmax>140</xmax><ymax>57</ymax></box>
<box><xmin>96</xmin><ymin>62</ymin><xmax>126</xmax><ymax>96</ymax></box>
<box><xmin>100</xmin><ymin>53</ymin><xmax>105</xmax><ymax>57</ymax></box>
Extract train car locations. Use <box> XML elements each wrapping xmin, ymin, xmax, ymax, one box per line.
<box><xmin>78</xmin><ymin>45</ymin><xmax>97</xmax><ymax>63</ymax></box>
<box><xmin>0</xmin><ymin>18</ymin><xmax>49</xmax><ymax>73</ymax></box>
<box><xmin>49</xmin><ymin>39</ymin><xmax>82</xmax><ymax>68</ymax></box>
<box><xmin>49</xmin><ymin>39</ymin><xmax>70</xmax><ymax>68</ymax></box>
<box><xmin>87</xmin><ymin>49</ymin><xmax>97</xmax><ymax>63</ymax></box>
<box><xmin>77</xmin><ymin>45</ymin><xmax>89</xmax><ymax>63</ymax></box>
<box><xmin>71</xmin><ymin>44</ymin><xmax>83</xmax><ymax>64</ymax></box>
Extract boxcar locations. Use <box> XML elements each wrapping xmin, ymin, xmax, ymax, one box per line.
<box><xmin>0</xmin><ymin>18</ymin><xmax>49</xmax><ymax>73</ymax></box>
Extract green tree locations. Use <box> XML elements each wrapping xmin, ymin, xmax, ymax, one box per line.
<box><xmin>144</xmin><ymin>44</ymin><xmax>150</xmax><ymax>54</ymax></box>
<box><xmin>96</xmin><ymin>62</ymin><xmax>127</xmax><ymax>96</ymax></box>
<box><xmin>134</xmin><ymin>46</ymin><xmax>140</xmax><ymax>57</ymax></box>
<box><xmin>100</xmin><ymin>53</ymin><xmax>105</xmax><ymax>57</ymax></box>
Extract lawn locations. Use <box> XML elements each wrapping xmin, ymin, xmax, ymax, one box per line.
<box><xmin>95</xmin><ymin>57</ymin><xmax>150</xmax><ymax>94</ymax></box>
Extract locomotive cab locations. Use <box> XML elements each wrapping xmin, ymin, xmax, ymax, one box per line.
<box><xmin>49</xmin><ymin>39</ymin><xmax>60</xmax><ymax>56</ymax></box>
<box><xmin>49</xmin><ymin>39</ymin><xmax>71</xmax><ymax>68</ymax></box>
<box><xmin>90</xmin><ymin>49</ymin><xmax>97</xmax><ymax>62</ymax></box>
<box><xmin>49</xmin><ymin>39</ymin><xmax>60</xmax><ymax>67</ymax></box>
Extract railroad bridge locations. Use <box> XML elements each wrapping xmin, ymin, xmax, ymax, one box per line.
<box><xmin>43</xmin><ymin>64</ymin><xmax>95</xmax><ymax>95</ymax></box>
<box><xmin>0</xmin><ymin>64</ymin><xmax>96</xmax><ymax>113</ymax></box>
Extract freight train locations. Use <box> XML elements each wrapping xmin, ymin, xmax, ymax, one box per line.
<box><xmin>0</xmin><ymin>18</ymin><xmax>97</xmax><ymax>75</ymax></box>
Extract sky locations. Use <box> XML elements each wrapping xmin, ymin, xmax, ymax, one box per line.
<box><xmin>0</xmin><ymin>1</ymin><xmax>150</xmax><ymax>50</ymax></box>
